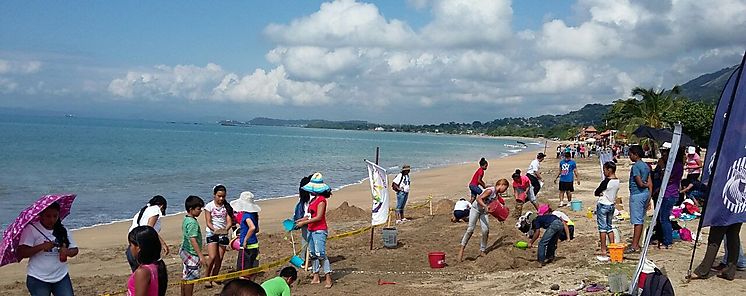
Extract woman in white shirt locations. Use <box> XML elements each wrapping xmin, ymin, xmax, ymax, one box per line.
<box><xmin>18</xmin><ymin>202</ymin><xmax>79</xmax><ymax>296</ymax></box>
<box><xmin>126</xmin><ymin>195</ymin><xmax>168</xmax><ymax>272</ymax></box>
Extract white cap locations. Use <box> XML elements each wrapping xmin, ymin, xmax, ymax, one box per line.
<box><xmin>661</xmin><ymin>142</ymin><xmax>672</xmax><ymax>149</ymax></box>
<box><xmin>687</xmin><ymin>146</ymin><xmax>696</xmax><ymax>154</ymax></box>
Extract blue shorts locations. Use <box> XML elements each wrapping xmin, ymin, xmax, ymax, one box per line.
<box><xmin>469</xmin><ymin>184</ymin><xmax>483</xmax><ymax>198</ymax></box>
<box><xmin>629</xmin><ymin>192</ymin><xmax>649</xmax><ymax>225</ymax></box>
<box><xmin>596</xmin><ymin>203</ymin><xmax>615</xmax><ymax>233</ymax></box>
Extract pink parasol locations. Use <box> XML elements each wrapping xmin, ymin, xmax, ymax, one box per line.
<box><xmin>0</xmin><ymin>194</ymin><xmax>76</xmax><ymax>267</ymax></box>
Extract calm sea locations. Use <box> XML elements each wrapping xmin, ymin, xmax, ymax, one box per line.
<box><xmin>0</xmin><ymin>115</ymin><xmax>539</xmax><ymax>229</ymax></box>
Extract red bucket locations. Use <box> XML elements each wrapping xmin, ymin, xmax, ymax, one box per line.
<box><xmin>428</xmin><ymin>252</ymin><xmax>446</xmax><ymax>268</ymax></box>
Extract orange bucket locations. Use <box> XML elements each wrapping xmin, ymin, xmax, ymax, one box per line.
<box><xmin>608</xmin><ymin>243</ymin><xmax>626</xmax><ymax>263</ymax></box>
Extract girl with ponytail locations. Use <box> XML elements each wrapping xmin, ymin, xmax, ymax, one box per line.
<box><xmin>127</xmin><ymin>196</ymin><xmax>169</xmax><ymax>272</ymax></box>
<box><xmin>127</xmin><ymin>226</ymin><xmax>168</xmax><ymax>296</ymax></box>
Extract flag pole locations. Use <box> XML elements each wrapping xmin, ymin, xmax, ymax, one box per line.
<box><xmin>686</xmin><ymin>54</ymin><xmax>746</xmax><ymax>280</ymax></box>
<box><xmin>370</xmin><ymin>147</ymin><xmax>379</xmax><ymax>251</ymax></box>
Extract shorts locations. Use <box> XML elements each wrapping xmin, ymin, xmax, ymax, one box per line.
<box><xmin>453</xmin><ymin>210</ymin><xmax>469</xmax><ymax>220</ymax></box>
<box><xmin>515</xmin><ymin>187</ymin><xmax>536</xmax><ymax>203</ymax></box>
<box><xmin>237</xmin><ymin>248</ymin><xmax>259</xmax><ymax>271</ymax></box>
<box><xmin>596</xmin><ymin>203</ymin><xmax>615</xmax><ymax>233</ymax></box>
<box><xmin>468</xmin><ymin>184</ymin><xmax>483</xmax><ymax>198</ymax></box>
<box><xmin>559</xmin><ymin>181</ymin><xmax>574</xmax><ymax>192</ymax></box>
<box><xmin>179</xmin><ymin>249</ymin><xmax>200</xmax><ymax>281</ymax></box>
<box><xmin>629</xmin><ymin>191</ymin><xmax>649</xmax><ymax>225</ymax></box>
<box><xmin>206</xmin><ymin>234</ymin><xmax>229</xmax><ymax>246</ymax></box>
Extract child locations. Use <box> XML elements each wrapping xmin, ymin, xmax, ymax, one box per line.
<box><xmin>458</xmin><ymin>179</ymin><xmax>510</xmax><ymax>262</ymax></box>
<box><xmin>127</xmin><ymin>195</ymin><xmax>169</xmax><ymax>272</ymax></box>
<box><xmin>529</xmin><ymin>204</ymin><xmax>570</xmax><ymax>265</ymax></box>
<box><xmin>204</xmin><ymin>184</ymin><xmax>235</xmax><ymax>288</ymax></box>
<box><xmin>231</xmin><ymin>191</ymin><xmax>262</xmax><ymax>279</ymax></box>
<box><xmin>180</xmin><ymin>195</ymin><xmax>207</xmax><ymax>296</ymax></box>
<box><xmin>594</xmin><ymin>161</ymin><xmax>619</xmax><ymax>261</ymax></box>
<box><xmin>127</xmin><ymin>226</ymin><xmax>168</xmax><ymax>296</ymax></box>
<box><xmin>512</xmin><ymin>169</ymin><xmax>538</xmax><ymax>217</ymax></box>
<box><xmin>220</xmin><ymin>279</ymin><xmax>267</xmax><ymax>296</ymax></box>
<box><xmin>451</xmin><ymin>198</ymin><xmax>471</xmax><ymax>223</ymax></box>
<box><xmin>261</xmin><ymin>266</ymin><xmax>297</xmax><ymax>296</ymax></box>
<box><xmin>295</xmin><ymin>189</ymin><xmax>333</xmax><ymax>288</ymax></box>
<box><xmin>18</xmin><ymin>202</ymin><xmax>79</xmax><ymax>296</ymax></box>
<box><xmin>468</xmin><ymin>158</ymin><xmax>488</xmax><ymax>202</ymax></box>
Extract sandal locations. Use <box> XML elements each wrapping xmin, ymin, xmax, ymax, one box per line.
<box><xmin>624</xmin><ymin>247</ymin><xmax>639</xmax><ymax>254</ymax></box>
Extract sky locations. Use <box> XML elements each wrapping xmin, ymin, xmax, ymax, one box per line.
<box><xmin>1</xmin><ymin>0</ymin><xmax>745</xmax><ymax>124</ymax></box>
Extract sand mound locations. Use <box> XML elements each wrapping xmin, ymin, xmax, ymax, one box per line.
<box><xmin>433</xmin><ymin>198</ymin><xmax>456</xmax><ymax>215</ymax></box>
<box><xmin>327</xmin><ymin>201</ymin><xmax>368</xmax><ymax>221</ymax></box>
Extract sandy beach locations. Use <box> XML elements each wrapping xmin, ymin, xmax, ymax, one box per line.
<box><xmin>1</xmin><ymin>147</ymin><xmax>744</xmax><ymax>295</ymax></box>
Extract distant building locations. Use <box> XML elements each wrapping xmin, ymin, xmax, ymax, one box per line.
<box><xmin>374</xmin><ymin>127</ymin><xmax>385</xmax><ymax>131</ymax></box>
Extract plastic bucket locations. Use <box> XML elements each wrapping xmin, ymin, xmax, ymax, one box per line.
<box><xmin>289</xmin><ymin>255</ymin><xmax>304</xmax><ymax>268</ymax></box>
<box><xmin>382</xmin><ymin>227</ymin><xmax>398</xmax><ymax>248</ymax></box>
<box><xmin>608</xmin><ymin>243</ymin><xmax>626</xmax><ymax>263</ymax></box>
<box><xmin>230</xmin><ymin>238</ymin><xmax>240</xmax><ymax>251</ymax></box>
<box><xmin>570</xmin><ymin>200</ymin><xmax>583</xmax><ymax>212</ymax></box>
<box><xmin>428</xmin><ymin>252</ymin><xmax>446</xmax><ymax>268</ymax></box>
<box><xmin>282</xmin><ymin>219</ymin><xmax>295</xmax><ymax>232</ymax></box>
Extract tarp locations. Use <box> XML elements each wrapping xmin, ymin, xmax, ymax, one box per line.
<box><xmin>365</xmin><ymin>160</ymin><xmax>390</xmax><ymax>226</ymax></box>
<box><xmin>702</xmin><ymin>53</ymin><xmax>746</xmax><ymax>227</ymax></box>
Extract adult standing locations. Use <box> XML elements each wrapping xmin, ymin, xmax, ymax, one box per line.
<box><xmin>627</xmin><ymin>145</ymin><xmax>652</xmax><ymax>253</ymax></box>
<box><xmin>692</xmin><ymin>223</ymin><xmax>743</xmax><ymax>280</ymax></box>
<box><xmin>458</xmin><ymin>179</ymin><xmax>510</xmax><ymax>262</ymax></box>
<box><xmin>685</xmin><ymin>146</ymin><xmax>703</xmax><ymax>181</ymax></box>
<box><xmin>556</xmin><ymin>145</ymin><xmax>562</xmax><ymax>159</ymax></box>
<box><xmin>555</xmin><ymin>152</ymin><xmax>580</xmax><ymax>207</ymax></box>
<box><xmin>127</xmin><ymin>195</ymin><xmax>169</xmax><ymax>272</ymax></box>
<box><xmin>296</xmin><ymin>189</ymin><xmax>333</xmax><ymax>288</ymax></box>
<box><xmin>468</xmin><ymin>158</ymin><xmax>488</xmax><ymax>202</ymax></box>
<box><xmin>658</xmin><ymin>146</ymin><xmax>684</xmax><ymax>249</ymax></box>
<box><xmin>526</xmin><ymin>153</ymin><xmax>546</xmax><ymax>197</ymax></box>
<box><xmin>392</xmin><ymin>165</ymin><xmax>411</xmax><ymax>224</ymax></box>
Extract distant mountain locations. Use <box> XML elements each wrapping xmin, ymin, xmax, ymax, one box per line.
<box><xmin>248</xmin><ymin>117</ymin><xmax>311</xmax><ymax>127</ymax></box>
<box><xmin>679</xmin><ymin>65</ymin><xmax>738</xmax><ymax>102</ymax></box>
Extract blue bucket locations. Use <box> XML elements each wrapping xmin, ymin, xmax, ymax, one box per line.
<box><xmin>289</xmin><ymin>255</ymin><xmax>304</xmax><ymax>268</ymax></box>
<box><xmin>570</xmin><ymin>200</ymin><xmax>583</xmax><ymax>212</ymax></box>
<box><xmin>283</xmin><ymin>219</ymin><xmax>295</xmax><ymax>232</ymax></box>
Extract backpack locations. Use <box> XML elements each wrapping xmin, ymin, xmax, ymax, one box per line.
<box><xmin>641</xmin><ymin>268</ymin><xmax>674</xmax><ymax>296</ymax></box>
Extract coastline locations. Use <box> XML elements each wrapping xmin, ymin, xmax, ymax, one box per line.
<box><xmin>0</xmin><ymin>148</ymin><xmax>544</xmax><ymax>287</ymax></box>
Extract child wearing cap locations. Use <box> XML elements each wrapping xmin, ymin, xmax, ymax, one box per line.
<box><xmin>685</xmin><ymin>146</ymin><xmax>703</xmax><ymax>181</ymax></box>
<box><xmin>529</xmin><ymin>204</ymin><xmax>570</xmax><ymax>265</ymax></box>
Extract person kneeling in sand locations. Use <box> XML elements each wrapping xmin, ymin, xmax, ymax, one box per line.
<box><xmin>451</xmin><ymin>198</ymin><xmax>471</xmax><ymax>223</ymax></box>
<box><xmin>458</xmin><ymin>179</ymin><xmax>509</xmax><ymax>262</ymax></box>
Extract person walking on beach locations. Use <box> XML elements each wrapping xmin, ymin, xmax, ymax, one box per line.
<box><xmin>180</xmin><ymin>195</ymin><xmax>207</xmax><ymax>296</ymax></box>
<box><xmin>295</xmin><ymin>189</ymin><xmax>333</xmax><ymax>288</ymax></box>
<box><xmin>458</xmin><ymin>179</ymin><xmax>510</xmax><ymax>262</ymax></box>
<box><xmin>392</xmin><ymin>165</ymin><xmax>411</xmax><ymax>224</ymax></box>
<box><xmin>594</xmin><ymin>162</ymin><xmax>619</xmax><ymax>262</ymax></box>
<box><xmin>555</xmin><ymin>152</ymin><xmax>580</xmax><ymax>207</ymax></box>
<box><xmin>127</xmin><ymin>195</ymin><xmax>169</xmax><ymax>272</ymax></box>
<box><xmin>127</xmin><ymin>226</ymin><xmax>168</xmax><ymax>296</ymax></box>
<box><xmin>232</xmin><ymin>191</ymin><xmax>261</xmax><ymax>279</ymax></box>
<box><xmin>204</xmin><ymin>185</ymin><xmax>235</xmax><ymax>288</ymax></box>
<box><xmin>18</xmin><ymin>202</ymin><xmax>78</xmax><ymax>296</ymax></box>
<box><xmin>526</xmin><ymin>153</ymin><xmax>546</xmax><ymax>197</ymax></box>
<box><xmin>512</xmin><ymin>169</ymin><xmax>538</xmax><ymax>217</ymax></box>
<box><xmin>468</xmin><ymin>158</ymin><xmax>488</xmax><ymax>202</ymax></box>
<box><xmin>627</xmin><ymin>145</ymin><xmax>652</xmax><ymax>253</ymax></box>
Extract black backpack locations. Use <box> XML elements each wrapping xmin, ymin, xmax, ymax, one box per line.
<box><xmin>641</xmin><ymin>268</ymin><xmax>674</xmax><ymax>296</ymax></box>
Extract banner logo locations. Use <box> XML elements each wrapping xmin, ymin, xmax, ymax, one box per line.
<box><xmin>724</xmin><ymin>156</ymin><xmax>746</xmax><ymax>214</ymax></box>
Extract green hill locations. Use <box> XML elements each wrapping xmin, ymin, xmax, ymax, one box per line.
<box><xmin>679</xmin><ymin>65</ymin><xmax>738</xmax><ymax>102</ymax></box>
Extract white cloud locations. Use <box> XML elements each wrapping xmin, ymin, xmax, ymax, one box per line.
<box><xmin>421</xmin><ymin>0</ymin><xmax>513</xmax><ymax>47</ymax></box>
<box><xmin>0</xmin><ymin>59</ymin><xmax>42</xmax><ymax>74</ymax></box>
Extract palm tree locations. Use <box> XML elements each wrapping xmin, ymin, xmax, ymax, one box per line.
<box><xmin>629</xmin><ymin>85</ymin><xmax>682</xmax><ymax>128</ymax></box>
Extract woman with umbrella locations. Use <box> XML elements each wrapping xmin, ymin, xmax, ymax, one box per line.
<box><xmin>9</xmin><ymin>195</ymin><xmax>79</xmax><ymax>296</ymax></box>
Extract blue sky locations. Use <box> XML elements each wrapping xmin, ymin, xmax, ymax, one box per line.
<box><xmin>1</xmin><ymin>0</ymin><xmax>744</xmax><ymax>123</ymax></box>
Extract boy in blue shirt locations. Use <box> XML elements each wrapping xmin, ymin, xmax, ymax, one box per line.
<box><xmin>529</xmin><ymin>204</ymin><xmax>570</xmax><ymax>265</ymax></box>
<box><xmin>554</xmin><ymin>152</ymin><xmax>580</xmax><ymax>207</ymax></box>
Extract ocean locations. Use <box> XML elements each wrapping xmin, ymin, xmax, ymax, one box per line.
<box><xmin>0</xmin><ymin>115</ymin><xmax>540</xmax><ymax>229</ymax></box>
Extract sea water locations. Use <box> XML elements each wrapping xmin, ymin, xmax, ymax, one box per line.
<box><xmin>0</xmin><ymin>115</ymin><xmax>539</xmax><ymax>229</ymax></box>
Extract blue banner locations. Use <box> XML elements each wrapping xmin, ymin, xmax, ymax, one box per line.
<box><xmin>702</xmin><ymin>53</ymin><xmax>746</xmax><ymax>227</ymax></box>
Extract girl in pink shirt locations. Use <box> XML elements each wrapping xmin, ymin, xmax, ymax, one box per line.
<box><xmin>127</xmin><ymin>226</ymin><xmax>167</xmax><ymax>296</ymax></box>
<box><xmin>512</xmin><ymin>169</ymin><xmax>538</xmax><ymax>216</ymax></box>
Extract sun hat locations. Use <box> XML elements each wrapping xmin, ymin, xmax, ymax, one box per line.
<box><xmin>230</xmin><ymin>191</ymin><xmax>261</xmax><ymax>213</ymax></box>
<box><xmin>687</xmin><ymin>146</ymin><xmax>696</xmax><ymax>154</ymax></box>
<box><xmin>538</xmin><ymin>204</ymin><xmax>550</xmax><ymax>215</ymax></box>
<box><xmin>401</xmin><ymin>164</ymin><xmax>411</xmax><ymax>172</ymax></box>
<box><xmin>301</xmin><ymin>172</ymin><xmax>331</xmax><ymax>194</ymax></box>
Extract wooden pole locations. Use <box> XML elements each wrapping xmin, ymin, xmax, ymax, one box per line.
<box><xmin>429</xmin><ymin>195</ymin><xmax>433</xmax><ymax>216</ymax></box>
<box><xmin>370</xmin><ymin>147</ymin><xmax>380</xmax><ymax>251</ymax></box>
